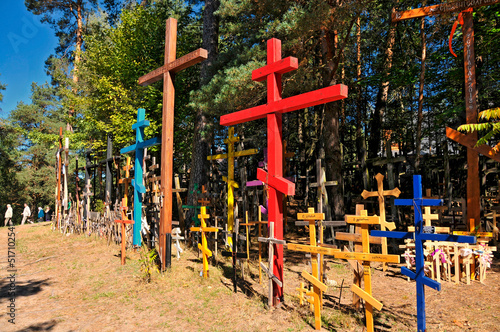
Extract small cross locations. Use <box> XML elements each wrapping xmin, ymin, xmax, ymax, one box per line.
<box><xmin>115</xmin><ymin>198</ymin><xmax>134</xmax><ymax>265</ymax></box>
<box><xmin>190</xmin><ymin>206</ymin><xmax>218</xmax><ymax>278</ymax></box>
<box><xmin>361</xmin><ymin>173</ymin><xmax>401</xmax><ymax>271</ymax></box>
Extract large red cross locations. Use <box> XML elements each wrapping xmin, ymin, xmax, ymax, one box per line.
<box><xmin>220</xmin><ymin>38</ymin><xmax>348</xmax><ymax>305</ymax></box>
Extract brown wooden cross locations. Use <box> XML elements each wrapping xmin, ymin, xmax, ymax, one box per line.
<box><xmin>115</xmin><ymin>198</ymin><xmax>134</xmax><ymax>265</ymax></box>
<box><xmin>118</xmin><ymin>156</ymin><xmax>133</xmax><ymax>205</ymax></box>
<box><xmin>392</xmin><ymin>0</ymin><xmax>500</xmax><ymax>231</ymax></box>
<box><xmin>138</xmin><ymin>18</ymin><xmax>207</xmax><ymax>271</ymax></box>
<box><xmin>361</xmin><ymin>173</ymin><xmax>400</xmax><ymax>271</ymax></box>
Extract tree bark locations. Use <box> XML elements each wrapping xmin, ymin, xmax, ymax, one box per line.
<box><xmin>368</xmin><ymin>8</ymin><xmax>396</xmax><ymax>159</ymax></box>
<box><xmin>355</xmin><ymin>16</ymin><xmax>369</xmax><ymax>190</ymax></box>
<box><xmin>415</xmin><ymin>17</ymin><xmax>426</xmax><ymax>173</ymax></box>
<box><xmin>186</xmin><ymin>0</ymin><xmax>220</xmax><ymax>227</ymax></box>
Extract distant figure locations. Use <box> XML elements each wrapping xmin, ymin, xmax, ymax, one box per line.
<box><xmin>37</xmin><ymin>207</ymin><xmax>44</xmax><ymax>222</ymax></box>
<box><xmin>21</xmin><ymin>203</ymin><xmax>31</xmax><ymax>225</ymax></box>
<box><xmin>45</xmin><ymin>207</ymin><xmax>52</xmax><ymax>222</ymax></box>
<box><xmin>4</xmin><ymin>204</ymin><xmax>13</xmax><ymax>226</ymax></box>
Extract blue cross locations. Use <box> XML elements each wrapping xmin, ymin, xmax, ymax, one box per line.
<box><xmin>121</xmin><ymin>108</ymin><xmax>160</xmax><ymax>246</ymax></box>
<box><xmin>371</xmin><ymin>175</ymin><xmax>476</xmax><ymax>332</ymax></box>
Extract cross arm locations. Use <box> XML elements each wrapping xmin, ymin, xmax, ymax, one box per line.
<box><xmin>138</xmin><ymin>48</ymin><xmax>208</xmax><ymax>86</ymax></box>
<box><xmin>420</xmin><ymin>233</ymin><xmax>476</xmax><ymax>243</ymax></box>
<box><xmin>371</xmin><ymin>230</ymin><xmax>413</xmax><ymax>240</ymax></box>
<box><xmin>446</xmin><ymin>127</ymin><xmax>500</xmax><ymax>162</ymax></box>
<box><xmin>392</xmin><ymin>1</ymin><xmax>500</xmax><ymax>22</ymax></box>
<box><xmin>260</xmin><ymin>262</ymin><xmax>283</xmax><ymax>287</ymax></box>
<box><xmin>258</xmin><ymin>236</ymin><xmax>286</xmax><ymax>245</ymax></box>
<box><xmin>351</xmin><ymin>284</ymin><xmax>383</xmax><ymax>311</ymax></box>
<box><xmin>257</xmin><ymin>168</ymin><xmax>295</xmax><ymax>196</ymax></box>
<box><xmin>220</xmin><ymin>84</ymin><xmax>348</xmax><ymax>126</ymax></box>
<box><xmin>401</xmin><ymin>267</ymin><xmax>441</xmax><ymax>291</ymax></box>
<box><xmin>252</xmin><ymin>57</ymin><xmax>298</xmax><ymax>82</ymax></box>
<box><xmin>120</xmin><ymin>137</ymin><xmax>161</xmax><ymax>154</ymax></box>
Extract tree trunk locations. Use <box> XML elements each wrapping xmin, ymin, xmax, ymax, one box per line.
<box><xmin>186</xmin><ymin>0</ymin><xmax>219</xmax><ymax>227</ymax></box>
<box><xmin>355</xmin><ymin>16</ymin><xmax>369</xmax><ymax>190</ymax></box>
<box><xmin>415</xmin><ymin>17</ymin><xmax>426</xmax><ymax>173</ymax></box>
<box><xmin>321</xmin><ymin>26</ymin><xmax>344</xmax><ymax>219</ymax></box>
<box><xmin>368</xmin><ymin>8</ymin><xmax>396</xmax><ymax>159</ymax></box>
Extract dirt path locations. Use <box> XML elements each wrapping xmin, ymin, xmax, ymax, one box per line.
<box><xmin>0</xmin><ymin>223</ymin><xmax>498</xmax><ymax>331</ymax></box>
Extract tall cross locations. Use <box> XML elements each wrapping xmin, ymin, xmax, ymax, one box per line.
<box><xmin>220</xmin><ymin>38</ymin><xmax>348</xmax><ymax>305</ymax></box>
<box><xmin>120</xmin><ymin>108</ymin><xmax>161</xmax><ymax>246</ymax></box>
<box><xmin>361</xmin><ymin>173</ymin><xmax>400</xmax><ymax>271</ymax></box>
<box><xmin>207</xmin><ymin>126</ymin><xmax>258</xmax><ymax>248</ymax></box>
<box><xmin>371</xmin><ymin>175</ymin><xmax>476</xmax><ymax>332</ymax></box>
<box><xmin>138</xmin><ymin>17</ymin><xmax>207</xmax><ymax>271</ymax></box>
<box><xmin>392</xmin><ymin>0</ymin><xmax>500</xmax><ymax>231</ymax></box>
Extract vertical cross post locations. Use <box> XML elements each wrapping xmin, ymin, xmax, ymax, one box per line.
<box><xmin>220</xmin><ymin>38</ymin><xmax>348</xmax><ymax>304</ymax></box>
<box><xmin>120</xmin><ymin>108</ymin><xmax>160</xmax><ymax>246</ymax></box>
<box><xmin>138</xmin><ymin>18</ymin><xmax>207</xmax><ymax>271</ymax></box>
<box><xmin>372</xmin><ymin>175</ymin><xmax>476</xmax><ymax>332</ymax></box>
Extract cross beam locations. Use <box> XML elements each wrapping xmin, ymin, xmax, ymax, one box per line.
<box><xmin>138</xmin><ymin>17</ymin><xmax>207</xmax><ymax>271</ymax></box>
<box><xmin>120</xmin><ymin>108</ymin><xmax>160</xmax><ymax>246</ymax></box>
<box><xmin>220</xmin><ymin>38</ymin><xmax>347</xmax><ymax>305</ymax></box>
<box><xmin>371</xmin><ymin>175</ymin><xmax>476</xmax><ymax>332</ymax></box>
<box><xmin>115</xmin><ymin>198</ymin><xmax>134</xmax><ymax>265</ymax></box>
<box><xmin>207</xmin><ymin>127</ymin><xmax>257</xmax><ymax>248</ymax></box>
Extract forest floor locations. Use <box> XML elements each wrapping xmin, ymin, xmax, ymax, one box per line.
<box><xmin>0</xmin><ymin>222</ymin><xmax>499</xmax><ymax>332</ymax></box>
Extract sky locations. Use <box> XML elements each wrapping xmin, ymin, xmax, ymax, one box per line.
<box><xmin>0</xmin><ymin>2</ymin><xmax>58</xmax><ymax>118</ymax></box>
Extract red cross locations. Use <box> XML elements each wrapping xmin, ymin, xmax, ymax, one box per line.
<box><xmin>220</xmin><ymin>38</ymin><xmax>348</xmax><ymax>305</ymax></box>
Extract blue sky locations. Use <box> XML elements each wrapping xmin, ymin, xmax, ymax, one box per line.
<box><xmin>0</xmin><ymin>2</ymin><xmax>58</xmax><ymax>118</ymax></box>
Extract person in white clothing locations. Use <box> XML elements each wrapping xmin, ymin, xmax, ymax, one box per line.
<box><xmin>4</xmin><ymin>204</ymin><xmax>13</xmax><ymax>226</ymax></box>
<box><xmin>21</xmin><ymin>203</ymin><xmax>32</xmax><ymax>225</ymax></box>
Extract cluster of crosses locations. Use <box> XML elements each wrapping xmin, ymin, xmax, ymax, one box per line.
<box><xmin>60</xmin><ymin>1</ymin><xmax>496</xmax><ymax>329</ymax></box>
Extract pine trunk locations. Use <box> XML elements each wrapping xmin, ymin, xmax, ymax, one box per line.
<box><xmin>368</xmin><ymin>8</ymin><xmax>396</xmax><ymax>158</ymax></box>
<box><xmin>186</xmin><ymin>0</ymin><xmax>219</xmax><ymax>227</ymax></box>
<box><xmin>415</xmin><ymin>17</ymin><xmax>426</xmax><ymax>173</ymax></box>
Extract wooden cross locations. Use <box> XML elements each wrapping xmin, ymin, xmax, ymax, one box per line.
<box><xmin>221</xmin><ymin>217</ymin><xmax>249</xmax><ymax>293</ymax></box>
<box><xmin>207</xmin><ymin>126</ymin><xmax>258</xmax><ymax>249</ymax></box>
<box><xmin>220</xmin><ymin>38</ymin><xmax>348</xmax><ymax>305</ymax></box>
<box><xmin>344</xmin><ymin>209</ymin><xmax>400</xmax><ymax>332</ymax></box>
<box><xmin>98</xmin><ymin>134</ymin><xmax>117</xmax><ymax>207</ymax></box>
<box><xmin>118</xmin><ymin>157</ymin><xmax>133</xmax><ymax>202</ymax></box>
<box><xmin>190</xmin><ymin>206</ymin><xmax>218</xmax><ymax>278</ymax></box>
<box><xmin>120</xmin><ymin>108</ymin><xmax>160</xmax><ymax>247</ymax></box>
<box><xmin>138</xmin><ymin>17</ymin><xmax>207</xmax><ymax>271</ymax></box>
<box><xmin>392</xmin><ymin>0</ymin><xmax>500</xmax><ymax>232</ymax></box>
<box><xmin>82</xmin><ymin>149</ymin><xmax>99</xmax><ymax>221</ymax></box>
<box><xmin>361</xmin><ymin>173</ymin><xmax>400</xmax><ymax>271</ymax></box>
<box><xmin>288</xmin><ymin>208</ymin><xmax>328</xmax><ymax>330</ymax></box>
<box><xmin>115</xmin><ymin>198</ymin><xmax>133</xmax><ymax>265</ymax></box>
<box><xmin>372</xmin><ymin>175</ymin><xmax>476</xmax><ymax>332</ymax></box>
<box><xmin>336</xmin><ymin>204</ymin><xmax>381</xmax><ymax>309</ymax></box>
<box><xmin>258</xmin><ymin>221</ymin><xmax>286</xmax><ymax>307</ymax></box>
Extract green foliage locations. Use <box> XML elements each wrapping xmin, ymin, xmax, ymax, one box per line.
<box><xmin>458</xmin><ymin>107</ymin><xmax>500</xmax><ymax>151</ymax></box>
<box><xmin>138</xmin><ymin>246</ymin><xmax>159</xmax><ymax>283</ymax></box>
